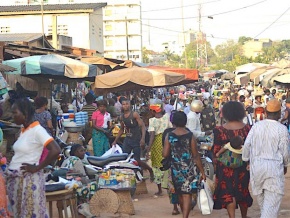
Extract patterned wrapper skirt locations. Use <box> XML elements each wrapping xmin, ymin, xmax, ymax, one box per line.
<box><xmin>6</xmin><ymin>169</ymin><xmax>48</xmax><ymax>218</ymax></box>
<box><xmin>92</xmin><ymin>129</ymin><xmax>110</xmax><ymax>157</ymax></box>
<box><xmin>151</xmin><ymin>134</ymin><xmax>164</xmax><ymax>184</ymax></box>
<box><xmin>0</xmin><ymin>171</ymin><xmax>9</xmax><ymax>218</ymax></box>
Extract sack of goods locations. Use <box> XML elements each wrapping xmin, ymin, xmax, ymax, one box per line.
<box><xmin>97</xmin><ymin>169</ymin><xmax>136</xmax><ymax>189</ymax></box>
<box><xmin>197</xmin><ymin>180</ymin><xmax>214</xmax><ymax>215</ymax></box>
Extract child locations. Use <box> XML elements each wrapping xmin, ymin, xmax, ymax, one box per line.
<box><xmin>216</xmin><ymin>135</ymin><xmax>243</xmax><ymax>158</ymax></box>
<box><xmin>216</xmin><ymin>135</ymin><xmax>246</xmax><ymax>169</ymax></box>
<box><xmin>91</xmin><ymin>100</ymin><xmax>112</xmax><ymax>156</ymax></box>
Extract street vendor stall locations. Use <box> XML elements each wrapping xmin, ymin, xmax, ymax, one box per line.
<box><xmin>93</xmin><ymin>66</ymin><xmax>195</xmax><ymax>93</ymax></box>
<box><xmin>2</xmin><ymin>54</ymin><xmax>97</xmax><ymax>145</ymax></box>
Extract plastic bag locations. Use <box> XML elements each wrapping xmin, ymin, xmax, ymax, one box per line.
<box><xmin>101</xmin><ymin>144</ymin><xmax>123</xmax><ymax>157</ymax></box>
<box><xmin>197</xmin><ymin>180</ymin><xmax>214</xmax><ymax>215</ymax></box>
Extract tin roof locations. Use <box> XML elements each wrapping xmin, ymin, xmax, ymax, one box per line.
<box><xmin>0</xmin><ymin>33</ymin><xmax>44</xmax><ymax>42</ymax></box>
<box><xmin>0</xmin><ymin>3</ymin><xmax>107</xmax><ymax>13</ymax></box>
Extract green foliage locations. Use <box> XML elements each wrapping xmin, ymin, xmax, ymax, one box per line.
<box><xmin>238</xmin><ymin>36</ymin><xmax>253</xmax><ymax>45</ymax></box>
<box><xmin>142</xmin><ymin>47</ymin><xmax>150</xmax><ymax>63</ymax></box>
<box><xmin>162</xmin><ymin>49</ymin><xmax>181</xmax><ymax>67</ymax></box>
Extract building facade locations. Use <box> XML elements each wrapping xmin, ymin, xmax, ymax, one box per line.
<box><xmin>2</xmin><ymin>0</ymin><xmax>143</xmax><ymax>62</ymax></box>
<box><xmin>243</xmin><ymin>38</ymin><xmax>272</xmax><ymax>58</ymax></box>
<box><xmin>0</xmin><ymin>3</ymin><xmax>106</xmax><ymax>52</ymax></box>
<box><xmin>102</xmin><ymin>0</ymin><xmax>142</xmax><ymax>62</ymax></box>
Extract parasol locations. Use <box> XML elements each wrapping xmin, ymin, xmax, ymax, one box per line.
<box><xmin>273</xmin><ymin>74</ymin><xmax>290</xmax><ymax>84</ymax></box>
<box><xmin>261</xmin><ymin>68</ymin><xmax>290</xmax><ymax>88</ymax></box>
<box><xmin>0</xmin><ymin>63</ymin><xmax>16</xmax><ymax>73</ymax></box>
<box><xmin>2</xmin><ymin>54</ymin><xmax>97</xmax><ymax>80</ymax></box>
<box><xmin>94</xmin><ymin>67</ymin><xmax>193</xmax><ymax>93</ymax></box>
<box><xmin>220</xmin><ymin>72</ymin><xmax>235</xmax><ymax>80</ymax></box>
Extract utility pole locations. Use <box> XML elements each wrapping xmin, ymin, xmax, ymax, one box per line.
<box><xmin>196</xmin><ymin>1</ymin><xmax>208</xmax><ymax>69</ymax></box>
<box><xmin>181</xmin><ymin>0</ymin><xmax>188</xmax><ymax>68</ymax></box>
<box><xmin>41</xmin><ymin>0</ymin><xmax>45</xmax><ymax>48</ymax></box>
<box><xmin>148</xmin><ymin>20</ymin><xmax>151</xmax><ymax>46</ymax></box>
<box><xmin>125</xmin><ymin>17</ymin><xmax>130</xmax><ymax>60</ymax></box>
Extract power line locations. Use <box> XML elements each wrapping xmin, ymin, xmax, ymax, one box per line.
<box><xmin>142</xmin><ymin>23</ymin><xmax>182</xmax><ymax>33</ymax></box>
<box><xmin>141</xmin><ymin>23</ymin><xmax>236</xmax><ymax>41</ymax></box>
<box><xmin>141</xmin><ymin>0</ymin><xmax>221</xmax><ymax>13</ymax></box>
<box><xmin>254</xmin><ymin>6</ymin><xmax>290</xmax><ymax>38</ymax></box>
<box><xmin>142</xmin><ymin>0</ymin><xmax>268</xmax><ymax>20</ymax></box>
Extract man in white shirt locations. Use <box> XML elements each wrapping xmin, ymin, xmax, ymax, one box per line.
<box><xmin>203</xmin><ymin>88</ymin><xmax>211</xmax><ymax>100</ymax></box>
<box><xmin>186</xmin><ymin>100</ymin><xmax>211</xmax><ymax>138</ymax></box>
<box><xmin>263</xmin><ymin>89</ymin><xmax>270</xmax><ymax>105</ymax></box>
<box><xmin>164</xmin><ymin>98</ymin><xmax>175</xmax><ymax>117</ymax></box>
<box><xmin>243</xmin><ymin>99</ymin><xmax>289</xmax><ymax>218</ymax></box>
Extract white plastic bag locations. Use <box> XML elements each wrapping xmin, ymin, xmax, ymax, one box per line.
<box><xmin>197</xmin><ymin>180</ymin><xmax>214</xmax><ymax>215</ymax></box>
<box><xmin>101</xmin><ymin>144</ymin><xmax>123</xmax><ymax>157</ymax></box>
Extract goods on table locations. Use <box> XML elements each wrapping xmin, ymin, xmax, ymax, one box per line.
<box><xmin>96</xmin><ymin>169</ymin><xmax>136</xmax><ymax>189</ymax></box>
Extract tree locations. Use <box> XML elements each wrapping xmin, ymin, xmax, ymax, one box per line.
<box><xmin>238</xmin><ymin>36</ymin><xmax>253</xmax><ymax>45</ymax></box>
<box><xmin>142</xmin><ymin>47</ymin><xmax>150</xmax><ymax>63</ymax></box>
<box><xmin>182</xmin><ymin>41</ymin><xmax>215</xmax><ymax>70</ymax></box>
<box><xmin>162</xmin><ymin>49</ymin><xmax>181</xmax><ymax>67</ymax></box>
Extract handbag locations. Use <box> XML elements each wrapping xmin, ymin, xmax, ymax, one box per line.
<box><xmin>160</xmin><ymin>156</ymin><xmax>171</xmax><ymax>171</ymax></box>
<box><xmin>197</xmin><ymin>180</ymin><xmax>214</xmax><ymax>215</ymax></box>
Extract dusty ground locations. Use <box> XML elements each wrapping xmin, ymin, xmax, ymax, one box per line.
<box><xmin>50</xmin><ymin>171</ymin><xmax>290</xmax><ymax>218</ymax></box>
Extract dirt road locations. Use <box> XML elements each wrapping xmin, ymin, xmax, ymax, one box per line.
<box><xmin>125</xmin><ymin>171</ymin><xmax>290</xmax><ymax>218</ymax></box>
<box><xmin>50</xmin><ymin>171</ymin><xmax>290</xmax><ymax>218</ymax></box>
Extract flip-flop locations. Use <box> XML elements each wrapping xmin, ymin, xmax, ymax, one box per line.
<box><xmin>172</xmin><ymin>210</ymin><xmax>180</xmax><ymax>215</ymax></box>
<box><xmin>154</xmin><ymin>192</ymin><xmax>163</xmax><ymax>197</ymax></box>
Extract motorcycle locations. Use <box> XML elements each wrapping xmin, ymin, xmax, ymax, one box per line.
<box><xmin>197</xmin><ymin>137</ymin><xmax>214</xmax><ymax>180</ymax></box>
<box><xmin>54</xmin><ymin>136</ymin><xmax>73</xmax><ymax>167</ymax></box>
<box><xmin>85</xmin><ymin>153</ymin><xmax>143</xmax><ymax>181</ymax></box>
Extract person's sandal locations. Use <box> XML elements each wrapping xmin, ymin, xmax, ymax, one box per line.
<box><xmin>172</xmin><ymin>210</ymin><xmax>180</xmax><ymax>215</ymax></box>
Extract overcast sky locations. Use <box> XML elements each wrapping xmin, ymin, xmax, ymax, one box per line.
<box><xmin>1</xmin><ymin>0</ymin><xmax>290</xmax><ymax>50</ymax></box>
<box><xmin>141</xmin><ymin>0</ymin><xmax>290</xmax><ymax>49</ymax></box>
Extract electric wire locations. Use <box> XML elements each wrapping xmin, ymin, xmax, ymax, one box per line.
<box><xmin>141</xmin><ymin>0</ymin><xmax>221</xmax><ymax>12</ymax></box>
<box><xmin>142</xmin><ymin>0</ymin><xmax>268</xmax><ymax>20</ymax></box>
<box><xmin>254</xmin><ymin>5</ymin><xmax>290</xmax><ymax>38</ymax></box>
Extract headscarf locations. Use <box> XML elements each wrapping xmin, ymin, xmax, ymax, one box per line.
<box><xmin>150</xmin><ymin>104</ymin><xmax>162</xmax><ymax>113</ymax></box>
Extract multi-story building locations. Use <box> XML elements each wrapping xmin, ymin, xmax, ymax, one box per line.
<box><xmin>178</xmin><ymin>29</ymin><xmax>196</xmax><ymax>46</ymax></box>
<box><xmin>1</xmin><ymin>0</ymin><xmax>143</xmax><ymax>62</ymax></box>
<box><xmin>102</xmin><ymin>0</ymin><xmax>142</xmax><ymax>62</ymax></box>
<box><xmin>243</xmin><ymin>38</ymin><xmax>272</xmax><ymax>58</ymax></box>
<box><xmin>0</xmin><ymin>3</ymin><xmax>106</xmax><ymax>52</ymax></box>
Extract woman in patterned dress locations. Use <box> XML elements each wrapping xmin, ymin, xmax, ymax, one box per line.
<box><xmin>61</xmin><ymin>144</ymin><xmax>87</xmax><ymax>176</ymax></box>
<box><xmin>147</xmin><ymin>101</ymin><xmax>172</xmax><ymax>196</ymax></box>
<box><xmin>163</xmin><ymin>111</ymin><xmax>206</xmax><ymax>218</ymax></box>
<box><xmin>6</xmin><ymin>98</ymin><xmax>60</xmax><ymax>218</ymax></box>
<box><xmin>213</xmin><ymin>101</ymin><xmax>253</xmax><ymax>218</ymax></box>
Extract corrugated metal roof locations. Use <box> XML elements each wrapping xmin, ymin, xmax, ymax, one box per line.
<box><xmin>0</xmin><ymin>33</ymin><xmax>44</xmax><ymax>42</ymax></box>
<box><xmin>0</xmin><ymin>3</ymin><xmax>107</xmax><ymax>13</ymax></box>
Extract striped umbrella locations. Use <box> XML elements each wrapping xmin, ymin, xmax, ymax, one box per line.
<box><xmin>2</xmin><ymin>54</ymin><xmax>97</xmax><ymax>80</ymax></box>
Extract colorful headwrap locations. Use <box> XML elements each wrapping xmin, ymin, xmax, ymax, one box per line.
<box><xmin>150</xmin><ymin>104</ymin><xmax>162</xmax><ymax>113</ymax></box>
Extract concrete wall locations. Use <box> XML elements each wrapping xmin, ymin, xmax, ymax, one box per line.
<box><xmin>0</xmin><ymin>10</ymin><xmax>104</xmax><ymax>52</ymax></box>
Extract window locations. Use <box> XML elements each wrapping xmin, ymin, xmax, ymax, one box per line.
<box><xmin>48</xmin><ymin>24</ymin><xmax>68</xmax><ymax>36</ymax></box>
<box><xmin>105</xmin><ymin>10</ymin><xmax>112</xmax><ymax>16</ymax></box>
<box><xmin>105</xmin><ymin>25</ymin><xmax>112</xmax><ymax>31</ymax></box>
<box><xmin>106</xmin><ymin>40</ymin><xmax>113</xmax><ymax>47</ymax></box>
<box><xmin>0</xmin><ymin>26</ymin><xmax>10</xmax><ymax>33</ymax></box>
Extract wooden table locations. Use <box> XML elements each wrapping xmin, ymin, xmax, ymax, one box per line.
<box><xmin>46</xmin><ymin>189</ymin><xmax>78</xmax><ymax>218</ymax></box>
